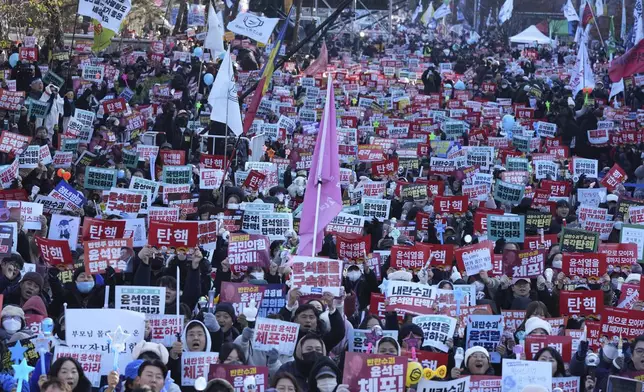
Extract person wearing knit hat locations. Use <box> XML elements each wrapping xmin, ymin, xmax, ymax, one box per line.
<box><xmin>525</xmin><ymin>316</ymin><xmax>551</xmax><ymax>336</ymax></box>
<box><xmin>376</xmin><ymin>336</ymin><xmax>400</xmax><ymax>356</ymax></box>
<box><xmin>451</xmin><ymin>346</ymin><xmax>493</xmax><ymax>379</ymax></box>
<box><xmin>133</xmin><ymin>341</ymin><xmax>170</xmax><ymax>365</ymax></box>
<box><xmin>626</xmin><ymin>273</ymin><xmax>641</xmax><ymax>285</ymax></box>
<box><xmin>3</xmin><ymin>271</ymin><xmax>44</xmax><ymax>307</ymax></box>
<box><xmin>0</xmin><ymin>305</ymin><xmax>31</xmax><ymax>344</ymax></box>
<box><xmin>215</xmin><ymin>302</ymin><xmax>240</xmax><ymax>343</ymax></box>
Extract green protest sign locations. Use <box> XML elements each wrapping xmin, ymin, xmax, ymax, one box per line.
<box><xmin>162</xmin><ymin>165</ymin><xmax>192</xmax><ymax>185</ymax></box>
<box><xmin>122</xmin><ymin>148</ymin><xmax>139</xmax><ymax>169</ymax></box>
<box><xmin>26</xmin><ymin>98</ymin><xmax>50</xmax><ymax>119</ymax></box>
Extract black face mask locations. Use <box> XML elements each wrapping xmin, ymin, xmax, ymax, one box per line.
<box><xmin>151</xmin><ymin>257</ymin><xmax>164</xmax><ymax>271</ymax></box>
<box><xmin>296</xmin><ymin>351</ymin><xmax>322</xmax><ymax>373</ymax></box>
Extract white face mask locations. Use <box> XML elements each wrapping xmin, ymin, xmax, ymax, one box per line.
<box><xmin>348</xmin><ymin>271</ymin><xmax>362</xmax><ymax>282</ymax></box>
<box><xmin>317</xmin><ymin>378</ymin><xmax>337</xmax><ymax>392</ymax></box>
<box><xmin>250</xmin><ymin>272</ymin><xmax>264</xmax><ymax>280</ymax></box>
<box><xmin>614</xmin><ymin>221</ymin><xmax>623</xmax><ymax>231</ymax></box>
<box><xmin>2</xmin><ymin>319</ymin><xmax>20</xmax><ymax>334</ymax></box>
<box><xmin>552</xmin><ymin>258</ymin><xmax>562</xmax><ymax>269</ymax></box>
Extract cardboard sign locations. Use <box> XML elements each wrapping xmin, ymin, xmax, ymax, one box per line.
<box><xmin>35</xmin><ymin>236</ymin><xmax>72</xmax><ymax>267</ymax></box>
<box><xmin>342</xmin><ymin>353</ymin><xmax>407</xmax><ymax>392</ymax></box>
<box><xmin>148</xmin><ymin>221</ymin><xmax>198</xmax><ymax>249</ymax></box>
<box><xmin>289</xmin><ymin>256</ymin><xmax>343</xmax><ymax>296</ymax></box>
<box><xmin>83</xmin><ymin>238</ymin><xmax>133</xmax><ymax>274</ymax></box>
<box><xmin>115</xmin><ymin>286</ymin><xmax>165</xmax><ymax>314</ymax></box>
<box><xmin>385</xmin><ymin>281</ymin><xmax>436</xmax><ymax>315</ymax></box>
<box><xmin>252</xmin><ymin>317</ymin><xmax>300</xmax><ymax>356</ymax></box>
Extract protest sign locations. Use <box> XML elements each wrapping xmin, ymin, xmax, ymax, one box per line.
<box><xmin>181</xmin><ymin>352</ymin><xmax>220</xmax><ymax>386</ymax></box>
<box><xmin>146</xmin><ymin>315</ymin><xmax>184</xmax><ymax>346</ymax></box>
<box><xmin>390</xmin><ymin>244</ymin><xmax>431</xmax><ymax>270</ymax></box>
<box><xmin>208</xmin><ymin>365</ymin><xmax>269</xmax><ymax>391</ymax></box>
<box><xmin>598</xmin><ymin>243</ymin><xmax>638</xmax><ymax>270</ymax></box>
<box><xmin>562</xmin><ymin>253</ymin><xmax>607</xmax><ymax>278</ymax></box>
<box><xmin>386</xmin><ymin>281</ymin><xmax>436</xmax><ymax>315</ymax></box>
<box><xmin>434</xmin><ymin>196</ymin><xmax>468</xmax><ymax>214</ymax></box>
<box><xmin>0</xmin><ymin>131</ymin><xmax>30</xmax><ymax>154</ymax></box>
<box><xmin>486</xmin><ymin>214</ymin><xmax>525</xmax><ymax>242</ymax></box>
<box><xmin>220</xmin><ymin>282</ymin><xmax>266</xmax><ymax>316</ymax></box>
<box><xmin>493</xmin><ymin>180</ymin><xmax>525</xmax><ymax>205</ymax></box>
<box><xmin>83</xmin><ymin>238</ymin><xmax>133</xmax><ymax>274</ymax></box>
<box><xmin>601</xmin><ymin>163</ymin><xmax>628</xmax><ymax>190</ymax></box>
<box><xmin>559</xmin><ymin>290</ymin><xmax>604</xmax><ymax>316</ymax></box>
<box><xmin>199</xmin><ymin>169</ymin><xmax>225</xmax><ymax>189</ymax></box>
<box><xmin>82</xmin><ymin>218</ymin><xmax>126</xmax><ymax>240</ymax></box>
<box><xmin>348</xmin><ymin>329</ymin><xmax>399</xmax><ymax>353</ymax></box>
<box><xmin>342</xmin><ymin>352</ymin><xmax>407</xmax><ymax>392</ymax></box>
<box><xmin>560</xmin><ymin>228</ymin><xmax>599</xmax><ymax>252</ymax></box>
<box><xmin>502</xmin><ymin>249</ymin><xmax>544</xmax><ymax>278</ymax></box>
<box><xmin>121</xmin><ymin>218</ymin><xmax>147</xmax><ymax>248</ymax></box>
<box><xmin>0</xmin><ymin>90</ymin><xmax>25</xmax><ymax>111</ymax></box>
<box><xmin>600</xmin><ymin>307</ymin><xmax>644</xmax><ymax>340</ymax></box>
<box><xmin>162</xmin><ymin>165</ymin><xmax>192</xmax><ymax>185</ymax></box>
<box><xmin>50</xmin><ymin>180</ymin><xmax>86</xmax><ymax>211</ymax></box>
<box><xmin>552</xmin><ymin>377</ymin><xmax>581</xmax><ymax>392</ymax></box>
<box><xmin>227</xmin><ymin>233</ymin><xmax>270</xmax><ymax>273</ymax></box>
<box><xmin>466</xmin><ymin>315</ymin><xmax>503</xmax><ymax>363</ymax></box>
<box><xmin>35</xmin><ymin>236</ymin><xmax>72</xmax><ymax>267</ymax></box>
<box><xmin>326</xmin><ymin>213</ymin><xmax>366</xmax><ymax>236</ymax></box>
<box><xmin>84</xmin><ymin>167</ymin><xmax>117</xmax><ymax>190</ymax></box>
<box><xmin>502</xmin><ymin>310</ymin><xmax>527</xmax><ymax>334</ymax></box>
<box><xmin>259</xmin><ymin>213</ymin><xmax>293</xmax><ymax>242</ymax></box>
<box><xmin>104</xmin><ymin>188</ymin><xmax>143</xmax><ymax>217</ymax></box>
<box><xmin>417</xmin><ymin>377</ymin><xmax>470</xmax><ymax>392</ymax></box>
<box><xmin>66</xmin><ymin>308</ymin><xmax>145</xmax><ymax>374</ymax></box>
<box><xmin>455</xmin><ymin>240</ymin><xmax>494</xmax><ymax>276</ymax></box>
<box><xmin>130</xmin><ymin>176</ymin><xmax>160</xmax><ymax>200</ymax></box>
<box><xmin>18</xmin><ymin>145</ymin><xmax>40</xmax><ymax>169</ymax></box>
<box><xmin>289</xmin><ymin>256</ymin><xmax>343</xmax><ymax>296</ymax></box>
<box><xmin>621</xmin><ymin>224</ymin><xmax>644</xmax><ymax>261</ymax></box>
<box><xmin>257</xmin><ymin>284</ymin><xmax>286</xmax><ymax>318</ymax></box>
<box><xmin>525</xmin><ymin>335</ymin><xmax>573</xmax><ymax>362</ymax></box>
<box><xmin>572</xmin><ymin>157</ymin><xmax>599</xmax><ymax>179</ymax></box>
<box><xmin>470</xmin><ymin>376</ymin><xmax>502</xmax><ymax>392</ymax></box>
<box><xmin>54</xmin><ymin>346</ymin><xmax>103</xmax><ymax>387</ymax></box>
<box><xmin>252</xmin><ymin>317</ymin><xmax>300</xmax><ymax>356</ymax></box>
<box><xmin>502</xmin><ymin>359</ymin><xmax>552</xmax><ymax>392</ymax></box>
<box><xmin>53</xmin><ymin>151</ymin><xmax>74</xmax><ymax>168</ymax></box>
<box><xmin>361</xmin><ymin>197</ymin><xmax>391</xmax><ymax>221</ymax></box>
<box><xmin>20</xmin><ymin>202</ymin><xmax>43</xmax><ymax>230</ymax></box>
<box><xmin>413</xmin><ymin>315</ymin><xmax>457</xmax><ymax>352</ymax></box>
<box><xmin>148</xmin><ymin>220</ymin><xmax>198</xmax><ymax>249</ymax></box>
<box><xmin>115</xmin><ymin>286</ymin><xmax>165</xmax><ymax>314</ymax></box>
<box><xmin>48</xmin><ymin>214</ymin><xmax>80</xmax><ymax>251</ymax></box>
<box><xmin>336</xmin><ymin>234</ymin><xmax>371</xmax><ymax>261</ymax></box>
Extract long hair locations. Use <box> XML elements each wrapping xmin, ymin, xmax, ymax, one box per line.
<box><xmin>534</xmin><ymin>346</ymin><xmax>568</xmax><ymax>377</ymax></box>
<box><xmin>48</xmin><ymin>357</ymin><xmax>92</xmax><ymax>392</ymax></box>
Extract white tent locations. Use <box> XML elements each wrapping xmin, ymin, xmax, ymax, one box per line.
<box><xmin>510</xmin><ymin>25</ymin><xmax>552</xmax><ymax>45</ymax></box>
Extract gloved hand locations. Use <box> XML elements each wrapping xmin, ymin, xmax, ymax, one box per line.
<box><xmin>203</xmin><ymin>312</ymin><xmax>220</xmax><ymax>333</ymax></box>
<box><xmin>267</xmin><ymin>348</ymin><xmax>279</xmax><ymax>364</ymax></box>
<box><xmin>242</xmin><ymin>327</ymin><xmax>254</xmax><ymax>342</ymax></box>
<box><xmin>536</xmin><ymin>275</ymin><xmax>546</xmax><ymax>290</ymax></box>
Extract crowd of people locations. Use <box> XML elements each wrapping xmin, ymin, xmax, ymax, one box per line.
<box><xmin>0</xmin><ymin>2</ymin><xmax>642</xmax><ymax>392</ymax></box>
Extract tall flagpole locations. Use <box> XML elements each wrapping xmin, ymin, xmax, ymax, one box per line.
<box><xmin>586</xmin><ymin>1</ymin><xmax>606</xmax><ymax>49</ymax></box>
<box><xmin>310</xmin><ymin>74</ymin><xmax>331</xmax><ymax>257</ymax></box>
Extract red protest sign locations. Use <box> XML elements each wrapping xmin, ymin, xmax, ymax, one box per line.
<box><xmin>199</xmin><ymin>154</ymin><xmax>225</xmax><ymax>169</ymax></box>
<box><xmin>0</xmin><ymin>131</ymin><xmax>31</xmax><ymax>154</ymax></box>
<box><xmin>35</xmin><ymin>236</ymin><xmax>72</xmax><ymax>267</ymax></box>
<box><xmin>159</xmin><ymin>150</ymin><xmax>186</xmax><ymax>166</ymax></box>
<box><xmin>82</xmin><ymin>218</ymin><xmax>126</xmax><ymax>241</ymax></box>
<box><xmin>600</xmin><ymin>307</ymin><xmax>644</xmax><ymax>340</ymax></box>
<box><xmin>474</xmin><ymin>208</ymin><xmax>504</xmax><ymax>233</ymax></box>
<box><xmin>523</xmin><ymin>234</ymin><xmax>559</xmax><ymax>250</ymax></box>
<box><xmin>562</xmin><ymin>253</ymin><xmax>607</xmax><ymax>279</ymax></box>
<box><xmin>83</xmin><ymin>238</ymin><xmax>133</xmax><ymax>274</ymax></box>
<box><xmin>102</xmin><ymin>98</ymin><xmax>127</xmax><ymax>114</ymax></box>
<box><xmin>357</xmin><ymin>145</ymin><xmax>385</xmax><ymax>162</ymax></box>
<box><xmin>342</xmin><ymin>352</ymin><xmax>407</xmax><ymax>392</ymax></box>
<box><xmin>515</xmin><ymin>107</ymin><xmax>535</xmax><ymax>119</ymax></box>
<box><xmin>336</xmin><ymin>234</ymin><xmax>371</xmax><ymax>261</ymax></box>
<box><xmin>598</xmin><ymin>243</ymin><xmax>638</xmax><ymax>271</ymax></box>
<box><xmin>470</xmin><ymin>376</ymin><xmax>501</xmax><ymax>392</ymax></box>
<box><xmin>503</xmin><ymin>249</ymin><xmax>545</xmax><ymax>278</ymax></box>
<box><xmin>541</xmin><ymin>180</ymin><xmax>571</xmax><ymax>196</ymax></box>
<box><xmin>220</xmin><ymin>282</ymin><xmax>267</xmax><ymax>315</ymax></box>
<box><xmin>243</xmin><ymin>170</ymin><xmax>266</xmax><ymax>191</ymax></box>
<box><xmin>619</xmin><ymin>283</ymin><xmax>640</xmax><ymax>308</ymax></box>
<box><xmin>208</xmin><ymin>365</ymin><xmax>269</xmax><ymax>391</ymax></box>
<box><xmin>600</xmin><ymin>163</ymin><xmax>627</xmax><ymax>191</ymax></box>
<box><xmin>19</xmin><ymin>47</ymin><xmax>38</xmax><ymax>62</ymax></box>
<box><xmin>559</xmin><ymin>290</ymin><xmax>604</xmax><ymax>316</ymax></box>
<box><xmin>226</xmin><ymin>233</ymin><xmax>270</xmax><ymax>273</ymax></box>
<box><xmin>372</xmin><ymin>159</ymin><xmax>399</xmax><ymax>177</ymax></box>
<box><xmin>148</xmin><ymin>221</ymin><xmax>198</xmax><ymax>249</ymax></box>
<box><xmin>427</xmin><ymin>244</ymin><xmax>455</xmax><ymax>269</ymax></box>
<box><xmin>390</xmin><ymin>244</ymin><xmax>430</xmax><ymax>270</ymax></box>
<box><xmin>0</xmin><ymin>189</ymin><xmax>28</xmax><ymax>201</ymax></box>
<box><xmin>525</xmin><ymin>335</ymin><xmax>573</xmax><ymax>362</ymax></box>
<box><xmin>0</xmin><ymin>89</ymin><xmax>25</xmax><ymax>111</ymax></box>
<box><xmin>434</xmin><ymin>196</ymin><xmax>469</xmax><ymax>214</ymax></box>
<box><xmin>416</xmin><ymin>351</ymin><xmax>449</xmax><ymax>370</ymax></box>
<box><xmin>370</xmin><ymin>293</ymin><xmax>404</xmax><ymax>322</ymax></box>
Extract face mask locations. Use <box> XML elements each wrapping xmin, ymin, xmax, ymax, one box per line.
<box><xmin>552</xmin><ymin>258</ymin><xmax>562</xmax><ymax>269</ymax></box>
<box><xmin>250</xmin><ymin>272</ymin><xmax>264</xmax><ymax>280</ymax></box>
<box><xmin>614</xmin><ymin>221</ymin><xmax>623</xmax><ymax>230</ymax></box>
<box><xmin>317</xmin><ymin>378</ymin><xmax>337</xmax><ymax>392</ymax></box>
<box><xmin>227</xmin><ymin>203</ymin><xmax>240</xmax><ymax>210</ymax></box>
<box><xmin>151</xmin><ymin>258</ymin><xmax>164</xmax><ymax>270</ymax></box>
<box><xmin>602</xmin><ymin>344</ymin><xmax>618</xmax><ymax>360</ymax></box>
<box><xmin>473</xmin><ymin>281</ymin><xmax>485</xmax><ymax>293</ymax></box>
<box><xmin>348</xmin><ymin>271</ymin><xmax>361</xmax><ymax>282</ymax></box>
<box><xmin>276</xmin><ymin>194</ymin><xmax>285</xmax><ymax>202</ymax></box>
<box><xmin>76</xmin><ymin>281</ymin><xmax>95</xmax><ymax>294</ymax></box>
<box><xmin>300</xmin><ymin>351</ymin><xmax>322</xmax><ymax>367</ymax></box>
<box><xmin>227</xmin><ymin>360</ymin><xmax>243</xmax><ymax>365</ymax></box>
<box><xmin>2</xmin><ymin>319</ymin><xmax>20</xmax><ymax>334</ymax></box>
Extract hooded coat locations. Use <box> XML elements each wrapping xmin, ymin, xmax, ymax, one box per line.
<box><xmin>307</xmin><ymin>357</ymin><xmax>342</xmax><ymax>392</ymax></box>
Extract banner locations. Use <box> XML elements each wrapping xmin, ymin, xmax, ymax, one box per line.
<box><xmin>608</xmin><ymin>39</ymin><xmax>644</xmax><ymax>82</ymax></box>
<box><xmin>342</xmin><ymin>352</ymin><xmax>407</xmax><ymax>392</ymax></box>
<box><xmin>386</xmin><ymin>281</ymin><xmax>436</xmax><ymax>315</ymax></box>
<box><xmin>115</xmin><ymin>286</ymin><xmax>165</xmax><ymax>314</ymax></box>
<box><xmin>252</xmin><ymin>317</ymin><xmax>300</xmax><ymax>356</ymax></box>
<box><xmin>83</xmin><ymin>238</ymin><xmax>133</xmax><ymax>274</ymax></box>
<box><xmin>227</xmin><ymin>233</ymin><xmax>270</xmax><ymax>273</ymax></box>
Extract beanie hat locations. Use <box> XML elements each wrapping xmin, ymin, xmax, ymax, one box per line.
<box><xmin>21</xmin><ymin>272</ymin><xmax>44</xmax><ymax>291</ymax></box>
<box><xmin>398</xmin><ymin>323</ymin><xmax>425</xmax><ymax>347</ymax></box>
<box><xmin>124</xmin><ymin>359</ymin><xmax>144</xmax><ymax>380</ymax></box>
<box><xmin>1</xmin><ymin>305</ymin><xmax>25</xmax><ymax>322</ymax></box>
<box><xmin>215</xmin><ymin>302</ymin><xmax>237</xmax><ymax>322</ymax></box>
<box><xmin>464</xmin><ymin>346</ymin><xmax>490</xmax><ymax>366</ymax></box>
<box><xmin>525</xmin><ymin>317</ymin><xmax>551</xmax><ymax>335</ymax></box>
<box><xmin>376</xmin><ymin>337</ymin><xmax>400</xmax><ymax>355</ymax></box>
<box><xmin>625</xmin><ymin>273</ymin><xmax>641</xmax><ymax>284</ymax></box>
<box><xmin>132</xmin><ymin>341</ymin><xmax>170</xmax><ymax>365</ymax></box>
<box><xmin>388</xmin><ymin>269</ymin><xmax>413</xmax><ymax>281</ymax></box>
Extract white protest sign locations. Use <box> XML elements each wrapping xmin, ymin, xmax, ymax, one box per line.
<box><xmin>413</xmin><ymin>315</ymin><xmax>457</xmax><ymax>352</ymax></box>
<box><xmin>48</xmin><ymin>214</ymin><xmax>80</xmax><ymax>251</ymax></box>
<box><xmin>577</xmin><ymin>188</ymin><xmax>606</xmax><ymax>207</ymax></box>
<box><xmin>252</xmin><ymin>317</ymin><xmax>300</xmax><ymax>356</ymax></box>
<box><xmin>573</xmin><ymin>157</ymin><xmax>598</xmax><ymax>180</ymax></box>
<box><xmin>417</xmin><ymin>377</ymin><xmax>470</xmax><ymax>392</ymax></box>
<box><xmin>120</xmin><ymin>218</ymin><xmax>148</xmax><ymax>248</ymax></box>
<box><xmin>21</xmin><ymin>202</ymin><xmax>44</xmax><ymax>230</ymax></box>
<box><xmin>115</xmin><ymin>286</ymin><xmax>165</xmax><ymax>314</ymax></box>
<box><xmin>146</xmin><ymin>314</ymin><xmax>184</xmax><ymax>347</ymax></box>
<box><xmin>66</xmin><ymin>309</ymin><xmax>145</xmax><ymax>375</ymax></box>
<box><xmin>348</xmin><ymin>329</ymin><xmax>399</xmax><ymax>353</ymax></box>
<box><xmin>502</xmin><ymin>359</ymin><xmax>552</xmax><ymax>392</ymax></box>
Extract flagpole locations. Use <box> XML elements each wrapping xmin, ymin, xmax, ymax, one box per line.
<box><xmin>311</xmin><ymin>74</ymin><xmax>332</xmax><ymax>257</ymax></box>
<box><xmin>587</xmin><ymin>3</ymin><xmax>606</xmax><ymax>49</ymax></box>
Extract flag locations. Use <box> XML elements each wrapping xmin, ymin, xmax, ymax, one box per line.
<box><xmin>412</xmin><ymin>1</ymin><xmax>423</xmax><ymax>22</ymax></box>
<box><xmin>92</xmin><ymin>20</ymin><xmax>115</xmax><ymax>52</ymax></box>
<box><xmin>563</xmin><ymin>0</ymin><xmax>580</xmax><ymax>22</ymax></box>
<box><xmin>433</xmin><ymin>3</ymin><xmax>451</xmax><ymax>19</ymax></box>
<box><xmin>259</xmin><ymin>6</ymin><xmax>293</xmax><ymax>95</ymax></box>
<box><xmin>621</xmin><ymin>0</ymin><xmax>627</xmax><ymax>41</ymax></box>
<box><xmin>304</xmin><ymin>41</ymin><xmax>328</xmax><ymax>76</ymax></box>
<box><xmin>227</xmin><ymin>12</ymin><xmax>279</xmax><ymax>44</ymax></box>
<box><xmin>581</xmin><ymin>3</ymin><xmax>594</xmax><ymax>27</ymax></box>
<box><xmin>297</xmin><ymin>75</ymin><xmax>343</xmax><ymax>257</ymax></box>
<box><xmin>570</xmin><ymin>26</ymin><xmax>595</xmax><ymax>97</ymax></box>
<box><xmin>241</xmin><ymin>78</ymin><xmax>266</xmax><ymax>135</ymax></box>
<box><xmin>607</xmin><ymin>16</ymin><xmax>617</xmax><ymax>56</ymax></box>
<box><xmin>610</xmin><ymin>78</ymin><xmax>624</xmax><ymax>101</ymax></box>
<box><xmin>204</xmin><ymin>3</ymin><xmax>225</xmax><ymax>57</ymax></box>
<box><xmin>595</xmin><ymin>0</ymin><xmax>604</xmax><ymax>17</ymax></box>
<box><xmin>498</xmin><ymin>0</ymin><xmax>513</xmax><ymax>24</ymax></box>
<box><xmin>420</xmin><ymin>2</ymin><xmax>435</xmax><ymax>25</ymax></box>
<box><xmin>208</xmin><ymin>48</ymin><xmax>243</xmax><ymax>136</ymax></box>
<box><xmin>78</xmin><ymin>0</ymin><xmax>131</xmax><ymax>33</ymax></box>
<box><xmin>486</xmin><ymin>9</ymin><xmax>493</xmax><ymax>26</ymax></box>
<box><xmin>635</xmin><ymin>0</ymin><xmax>644</xmax><ymax>45</ymax></box>
<box><xmin>609</xmin><ymin>38</ymin><xmax>644</xmax><ymax>82</ymax></box>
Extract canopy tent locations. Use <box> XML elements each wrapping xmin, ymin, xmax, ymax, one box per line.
<box><xmin>510</xmin><ymin>25</ymin><xmax>553</xmax><ymax>45</ymax></box>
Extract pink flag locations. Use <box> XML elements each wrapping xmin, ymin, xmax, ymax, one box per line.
<box><xmin>304</xmin><ymin>41</ymin><xmax>328</xmax><ymax>76</ymax></box>
<box><xmin>297</xmin><ymin>74</ymin><xmax>343</xmax><ymax>257</ymax></box>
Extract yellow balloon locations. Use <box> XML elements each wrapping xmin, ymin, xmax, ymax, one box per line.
<box><xmin>406</xmin><ymin>361</ymin><xmax>423</xmax><ymax>387</ymax></box>
<box><xmin>423</xmin><ymin>367</ymin><xmax>435</xmax><ymax>380</ymax></box>
<box><xmin>435</xmin><ymin>365</ymin><xmax>447</xmax><ymax>379</ymax></box>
